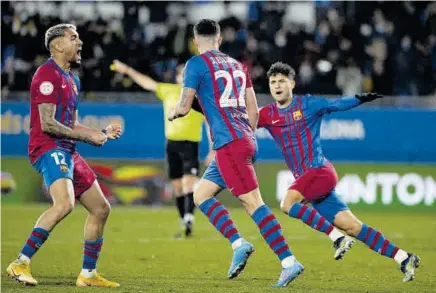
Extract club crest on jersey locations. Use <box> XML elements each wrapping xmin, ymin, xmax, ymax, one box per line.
<box><xmin>72</xmin><ymin>83</ymin><xmax>78</xmax><ymax>95</ymax></box>
<box><xmin>60</xmin><ymin>164</ymin><xmax>69</xmax><ymax>173</ymax></box>
<box><xmin>293</xmin><ymin>110</ymin><xmax>302</xmax><ymax>121</ymax></box>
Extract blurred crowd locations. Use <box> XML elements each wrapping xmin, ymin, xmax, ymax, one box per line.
<box><xmin>2</xmin><ymin>1</ymin><xmax>436</xmax><ymax>96</ymax></box>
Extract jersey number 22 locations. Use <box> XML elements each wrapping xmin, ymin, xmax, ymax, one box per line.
<box><xmin>215</xmin><ymin>70</ymin><xmax>246</xmax><ymax>108</ymax></box>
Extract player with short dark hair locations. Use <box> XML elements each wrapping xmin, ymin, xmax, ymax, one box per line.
<box><xmin>6</xmin><ymin>23</ymin><xmax>121</xmax><ymax>287</ymax></box>
<box><xmin>168</xmin><ymin>19</ymin><xmax>304</xmax><ymax>287</ymax></box>
<box><xmin>259</xmin><ymin>61</ymin><xmax>421</xmax><ymax>282</ymax></box>
<box><xmin>110</xmin><ymin>60</ymin><xmax>205</xmax><ymax>238</ymax></box>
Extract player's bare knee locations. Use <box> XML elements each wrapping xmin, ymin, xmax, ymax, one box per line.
<box><xmin>280</xmin><ymin>199</ymin><xmax>291</xmax><ymax>214</ymax></box>
<box><xmin>335</xmin><ymin>211</ymin><xmax>363</xmax><ymax>236</ymax></box>
<box><xmin>94</xmin><ymin>202</ymin><xmax>111</xmax><ymax>220</ymax></box>
<box><xmin>53</xmin><ymin>201</ymin><xmax>74</xmax><ymax>218</ymax></box>
<box><xmin>342</xmin><ymin>219</ymin><xmax>362</xmax><ymax>236</ymax></box>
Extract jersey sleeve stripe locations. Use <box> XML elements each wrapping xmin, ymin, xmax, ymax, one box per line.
<box><xmin>201</xmin><ymin>53</ymin><xmax>238</xmax><ymax>141</ymax></box>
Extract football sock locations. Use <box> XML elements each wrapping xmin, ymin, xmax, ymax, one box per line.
<box><xmin>175</xmin><ymin>195</ymin><xmax>186</xmax><ymax>219</ymax></box>
<box><xmin>251</xmin><ymin>205</ymin><xmax>294</xmax><ymax>266</ymax></box>
<box><xmin>82</xmin><ymin>237</ymin><xmax>103</xmax><ymax>275</ymax></box>
<box><xmin>19</xmin><ymin>227</ymin><xmax>49</xmax><ymax>262</ymax></box>
<box><xmin>199</xmin><ymin>198</ymin><xmax>241</xmax><ymax>244</ymax></box>
<box><xmin>289</xmin><ymin>203</ymin><xmax>342</xmax><ymax>241</ymax></box>
<box><xmin>356</xmin><ymin>224</ymin><xmax>407</xmax><ymax>264</ymax></box>
<box><xmin>185</xmin><ymin>192</ymin><xmax>195</xmax><ymax>215</ymax></box>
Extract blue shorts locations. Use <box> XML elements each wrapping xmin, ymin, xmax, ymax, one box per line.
<box><xmin>311</xmin><ymin>190</ymin><xmax>349</xmax><ymax>223</ymax></box>
<box><xmin>32</xmin><ymin>149</ymin><xmax>96</xmax><ymax>197</ymax></box>
<box><xmin>32</xmin><ymin>149</ymin><xmax>74</xmax><ymax>188</ymax></box>
<box><xmin>203</xmin><ymin>137</ymin><xmax>259</xmax><ymax>193</ymax></box>
<box><xmin>202</xmin><ymin>159</ymin><xmax>226</xmax><ymax>189</ymax></box>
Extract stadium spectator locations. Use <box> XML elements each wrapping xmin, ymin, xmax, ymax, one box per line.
<box><xmin>1</xmin><ymin>1</ymin><xmax>435</xmax><ymax>96</ymax></box>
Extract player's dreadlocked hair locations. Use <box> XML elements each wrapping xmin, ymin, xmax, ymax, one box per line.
<box><xmin>45</xmin><ymin>24</ymin><xmax>77</xmax><ymax>50</ymax></box>
<box><xmin>267</xmin><ymin>62</ymin><xmax>296</xmax><ymax>80</ymax></box>
<box><xmin>194</xmin><ymin>19</ymin><xmax>220</xmax><ymax>37</ymax></box>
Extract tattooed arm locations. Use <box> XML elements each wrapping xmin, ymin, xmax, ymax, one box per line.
<box><xmin>168</xmin><ymin>87</ymin><xmax>196</xmax><ymax>121</ymax></box>
<box><xmin>38</xmin><ymin>104</ymin><xmax>106</xmax><ymax>146</ymax></box>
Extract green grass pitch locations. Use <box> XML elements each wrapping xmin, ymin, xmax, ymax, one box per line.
<box><xmin>2</xmin><ymin>205</ymin><xmax>435</xmax><ymax>293</ymax></box>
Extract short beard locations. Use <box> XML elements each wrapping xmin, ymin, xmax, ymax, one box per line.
<box><xmin>70</xmin><ymin>60</ymin><xmax>81</xmax><ymax>69</ymax></box>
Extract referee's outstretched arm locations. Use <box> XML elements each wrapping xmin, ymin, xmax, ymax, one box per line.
<box><xmin>111</xmin><ymin>59</ymin><xmax>158</xmax><ymax>92</ymax></box>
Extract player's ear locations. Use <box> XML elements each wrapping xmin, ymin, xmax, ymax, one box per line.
<box><xmin>52</xmin><ymin>39</ymin><xmax>63</xmax><ymax>53</ymax></box>
<box><xmin>217</xmin><ymin>36</ymin><xmax>223</xmax><ymax>46</ymax></box>
<box><xmin>290</xmin><ymin>79</ymin><xmax>296</xmax><ymax>90</ymax></box>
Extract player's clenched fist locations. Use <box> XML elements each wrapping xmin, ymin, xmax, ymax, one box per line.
<box><xmin>110</xmin><ymin>59</ymin><xmax>130</xmax><ymax>74</ymax></box>
<box><xmin>105</xmin><ymin>124</ymin><xmax>123</xmax><ymax>140</ymax></box>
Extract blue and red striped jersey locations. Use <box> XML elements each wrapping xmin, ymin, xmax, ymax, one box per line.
<box><xmin>183</xmin><ymin>49</ymin><xmax>254</xmax><ymax>149</ymax></box>
<box><xmin>29</xmin><ymin>58</ymin><xmax>80</xmax><ymax>163</ymax></box>
<box><xmin>258</xmin><ymin>95</ymin><xmax>361</xmax><ymax>178</ymax></box>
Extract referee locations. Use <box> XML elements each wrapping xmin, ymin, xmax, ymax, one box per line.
<box><xmin>111</xmin><ymin>60</ymin><xmax>204</xmax><ymax>237</ymax></box>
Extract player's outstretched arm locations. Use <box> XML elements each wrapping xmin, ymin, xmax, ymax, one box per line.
<box><xmin>110</xmin><ymin>60</ymin><xmax>158</xmax><ymax>92</ymax></box>
<box><xmin>245</xmin><ymin>87</ymin><xmax>259</xmax><ymax>130</ymax></box>
<box><xmin>73</xmin><ymin>110</ymin><xmax>122</xmax><ymax>141</ymax></box>
<box><xmin>315</xmin><ymin>92</ymin><xmax>383</xmax><ymax>115</ymax></box>
<box><xmin>38</xmin><ymin>104</ymin><xmax>107</xmax><ymax>146</ymax></box>
<box><xmin>168</xmin><ymin>87</ymin><xmax>196</xmax><ymax>121</ymax></box>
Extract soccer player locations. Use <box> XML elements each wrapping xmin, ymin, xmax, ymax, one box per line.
<box><xmin>258</xmin><ymin>62</ymin><xmax>421</xmax><ymax>282</ymax></box>
<box><xmin>168</xmin><ymin>19</ymin><xmax>304</xmax><ymax>287</ymax></box>
<box><xmin>110</xmin><ymin>60</ymin><xmax>204</xmax><ymax>238</ymax></box>
<box><xmin>6</xmin><ymin>24</ymin><xmax>121</xmax><ymax>287</ymax></box>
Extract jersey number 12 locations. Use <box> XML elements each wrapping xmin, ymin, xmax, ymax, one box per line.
<box><xmin>51</xmin><ymin>152</ymin><xmax>67</xmax><ymax>165</ymax></box>
<box><xmin>215</xmin><ymin>70</ymin><xmax>246</xmax><ymax>108</ymax></box>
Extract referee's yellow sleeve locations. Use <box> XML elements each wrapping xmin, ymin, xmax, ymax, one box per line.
<box><xmin>155</xmin><ymin>83</ymin><xmax>171</xmax><ymax>101</ymax></box>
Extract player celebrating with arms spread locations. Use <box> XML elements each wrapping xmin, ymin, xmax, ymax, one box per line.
<box><xmin>258</xmin><ymin>62</ymin><xmax>420</xmax><ymax>282</ymax></box>
<box><xmin>169</xmin><ymin>19</ymin><xmax>303</xmax><ymax>287</ymax></box>
<box><xmin>7</xmin><ymin>24</ymin><xmax>121</xmax><ymax>287</ymax></box>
